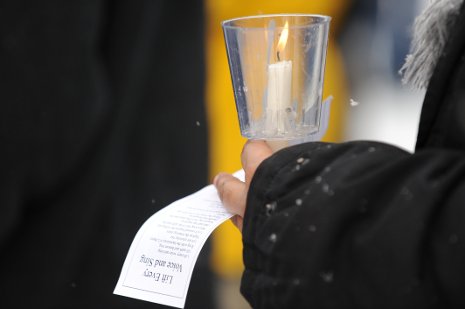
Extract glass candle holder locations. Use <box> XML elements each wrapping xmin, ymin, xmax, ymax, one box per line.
<box><xmin>222</xmin><ymin>14</ymin><xmax>331</xmax><ymax>141</ymax></box>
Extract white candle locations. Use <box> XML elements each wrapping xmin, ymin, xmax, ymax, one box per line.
<box><xmin>265</xmin><ymin>60</ymin><xmax>292</xmax><ymax>134</ymax></box>
<box><xmin>265</xmin><ymin>21</ymin><xmax>292</xmax><ymax>137</ymax></box>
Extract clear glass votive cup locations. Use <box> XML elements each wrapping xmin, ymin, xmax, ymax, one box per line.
<box><xmin>222</xmin><ymin>14</ymin><xmax>331</xmax><ymax>140</ymax></box>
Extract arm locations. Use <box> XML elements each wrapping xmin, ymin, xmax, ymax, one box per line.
<box><xmin>215</xmin><ymin>140</ymin><xmax>465</xmax><ymax>308</ymax></box>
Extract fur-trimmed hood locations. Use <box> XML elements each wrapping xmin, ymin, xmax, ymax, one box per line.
<box><xmin>401</xmin><ymin>0</ymin><xmax>464</xmax><ymax>89</ymax></box>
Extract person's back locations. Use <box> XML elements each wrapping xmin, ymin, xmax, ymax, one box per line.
<box><xmin>0</xmin><ymin>1</ymin><xmax>212</xmax><ymax>307</ymax></box>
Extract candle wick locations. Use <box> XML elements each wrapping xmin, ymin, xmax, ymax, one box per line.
<box><xmin>277</xmin><ymin>50</ymin><xmax>281</xmax><ymax>61</ymax></box>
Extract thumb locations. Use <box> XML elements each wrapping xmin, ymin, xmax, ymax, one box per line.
<box><xmin>241</xmin><ymin>140</ymin><xmax>273</xmax><ymax>185</ymax></box>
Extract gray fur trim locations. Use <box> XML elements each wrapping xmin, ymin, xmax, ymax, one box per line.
<box><xmin>400</xmin><ymin>0</ymin><xmax>463</xmax><ymax>89</ymax></box>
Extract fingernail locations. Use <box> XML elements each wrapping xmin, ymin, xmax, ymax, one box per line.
<box><xmin>213</xmin><ymin>174</ymin><xmax>220</xmax><ymax>187</ymax></box>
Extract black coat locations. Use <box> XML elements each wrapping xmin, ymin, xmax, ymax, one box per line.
<box><xmin>0</xmin><ymin>1</ymin><xmax>211</xmax><ymax>308</ymax></box>
<box><xmin>242</xmin><ymin>3</ymin><xmax>465</xmax><ymax>309</ymax></box>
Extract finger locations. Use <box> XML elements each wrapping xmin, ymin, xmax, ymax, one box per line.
<box><xmin>230</xmin><ymin>215</ymin><xmax>244</xmax><ymax>232</ymax></box>
<box><xmin>213</xmin><ymin>173</ymin><xmax>247</xmax><ymax>217</ymax></box>
<box><xmin>241</xmin><ymin>140</ymin><xmax>273</xmax><ymax>185</ymax></box>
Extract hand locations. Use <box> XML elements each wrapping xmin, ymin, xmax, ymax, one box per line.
<box><xmin>213</xmin><ymin>140</ymin><xmax>273</xmax><ymax>231</ymax></box>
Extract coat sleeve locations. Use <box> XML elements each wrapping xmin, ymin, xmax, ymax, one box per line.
<box><xmin>241</xmin><ymin>141</ymin><xmax>465</xmax><ymax>309</ymax></box>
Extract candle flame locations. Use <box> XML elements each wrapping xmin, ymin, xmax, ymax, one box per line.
<box><xmin>277</xmin><ymin>21</ymin><xmax>289</xmax><ymax>60</ymax></box>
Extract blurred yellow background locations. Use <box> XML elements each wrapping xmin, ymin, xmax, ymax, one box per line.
<box><xmin>205</xmin><ymin>0</ymin><xmax>351</xmax><ymax>279</ymax></box>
